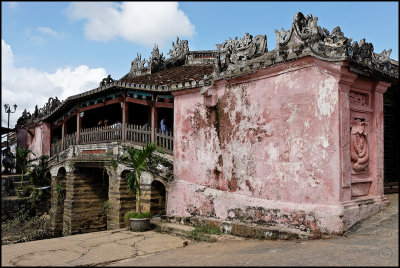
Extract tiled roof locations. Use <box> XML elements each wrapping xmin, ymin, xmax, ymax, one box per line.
<box><xmin>120</xmin><ymin>64</ymin><xmax>214</xmax><ymax>86</ymax></box>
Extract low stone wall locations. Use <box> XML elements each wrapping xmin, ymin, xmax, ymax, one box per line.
<box><xmin>1</xmin><ymin>175</ymin><xmax>29</xmax><ymax>197</ymax></box>
<box><xmin>1</xmin><ymin>188</ymin><xmax>51</xmax><ymax>222</ymax></box>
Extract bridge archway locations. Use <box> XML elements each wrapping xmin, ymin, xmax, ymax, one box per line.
<box><xmin>150</xmin><ymin>179</ymin><xmax>167</xmax><ymax>216</ymax></box>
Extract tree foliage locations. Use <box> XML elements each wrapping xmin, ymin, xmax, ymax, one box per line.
<box><xmin>119</xmin><ymin>142</ymin><xmax>159</xmax><ymax>213</ymax></box>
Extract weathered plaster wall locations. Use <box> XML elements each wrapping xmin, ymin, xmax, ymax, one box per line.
<box><xmin>169</xmin><ymin>57</ymin><xmax>347</xmax><ymax>233</ymax></box>
<box><xmin>27</xmin><ymin>122</ymin><xmax>51</xmax><ymax>159</ymax></box>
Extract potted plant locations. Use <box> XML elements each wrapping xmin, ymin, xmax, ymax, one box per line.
<box><xmin>120</xmin><ymin>142</ymin><xmax>159</xmax><ymax>231</ymax></box>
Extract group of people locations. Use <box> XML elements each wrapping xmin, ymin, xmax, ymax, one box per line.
<box><xmin>95</xmin><ymin>117</ymin><xmax>170</xmax><ymax>134</ymax></box>
<box><xmin>97</xmin><ymin>119</ymin><xmax>122</xmax><ymax>129</ymax></box>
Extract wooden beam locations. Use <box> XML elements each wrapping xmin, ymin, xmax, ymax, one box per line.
<box><xmin>79</xmin><ymin>97</ymin><xmax>123</xmax><ymax>112</ymax></box>
<box><xmin>79</xmin><ymin>102</ymin><xmax>104</xmax><ymax>112</ymax></box>
<box><xmin>126</xmin><ymin>97</ymin><xmax>151</xmax><ymax>106</ymax></box>
<box><xmin>155</xmin><ymin>102</ymin><xmax>174</xmax><ymax>109</ymax></box>
<box><xmin>52</xmin><ymin>122</ymin><xmax>63</xmax><ymax>130</ymax></box>
<box><xmin>65</xmin><ymin>111</ymin><xmax>78</xmax><ymax>122</ymax></box>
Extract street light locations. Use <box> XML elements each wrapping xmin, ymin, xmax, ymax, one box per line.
<box><xmin>4</xmin><ymin>103</ymin><xmax>17</xmax><ymax>149</ymax></box>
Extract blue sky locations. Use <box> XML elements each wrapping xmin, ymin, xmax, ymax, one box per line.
<box><xmin>1</xmin><ymin>1</ymin><xmax>399</xmax><ymax>127</ymax></box>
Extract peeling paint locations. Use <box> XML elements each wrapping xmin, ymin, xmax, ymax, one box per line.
<box><xmin>316</xmin><ymin>76</ymin><xmax>337</xmax><ymax>119</ymax></box>
<box><xmin>170</xmin><ymin>58</ymin><xmax>389</xmax><ymax>235</ymax></box>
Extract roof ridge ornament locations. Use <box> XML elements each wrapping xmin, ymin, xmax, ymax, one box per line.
<box><xmin>148</xmin><ymin>44</ymin><xmax>165</xmax><ymax>73</ymax></box>
<box><xmin>168</xmin><ymin>36</ymin><xmax>189</xmax><ymax>60</ymax></box>
<box><xmin>18</xmin><ymin>96</ymin><xmax>62</xmax><ymax>125</ymax></box>
<box><xmin>99</xmin><ymin>74</ymin><xmax>114</xmax><ymax>87</ymax></box>
<box><xmin>272</xmin><ymin>12</ymin><xmax>397</xmax><ymax>78</ymax></box>
<box><xmin>129</xmin><ymin>53</ymin><xmax>147</xmax><ymax>77</ymax></box>
<box><xmin>214</xmin><ymin>32</ymin><xmax>267</xmax><ymax>73</ymax></box>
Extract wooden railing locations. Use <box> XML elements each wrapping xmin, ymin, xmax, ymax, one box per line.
<box><xmin>126</xmin><ymin>124</ymin><xmax>151</xmax><ymax>145</ymax></box>
<box><xmin>50</xmin><ymin>124</ymin><xmax>173</xmax><ymax>156</ymax></box>
<box><xmin>50</xmin><ymin>139</ymin><xmax>62</xmax><ymax>156</ymax></box>
<box><xmin>80</xmin><ymin>125</ymin><xmax>122</xmax><ymax>144</ymax></box>
<box><xmin>155</xmin><ymin>128</ymin><xmax>174</xmax><ymax>154</ymax></box>
<box><xmin>64</xmin><ymin>132</ymin><xmax>76</xmax><ymax>149</ymax></box>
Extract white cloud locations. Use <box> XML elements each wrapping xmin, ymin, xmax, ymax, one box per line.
<box><xmin>37</xmin><ymin>26</ymin><xmax>65</xmax><ymax>39</ymax></box>
<box><xmin>24</xmin><ymin>27</ymin><xmax>65</xmax><ymax>45</ymax></box>
<box><xmin>1</xmin><ymin>39</ymin><xmax>107</xmax><ymax>128</ymax></box>
<box><xmin>66</xmin><ymin>2</ymin><xmax>195</xmax><ymax>46</ymax></box>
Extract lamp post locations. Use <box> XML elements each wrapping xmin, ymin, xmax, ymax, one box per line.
<box><xmin>4</xmin><ymin>103</ymin><xmax>17</xmax><ymax>149</ymax></box>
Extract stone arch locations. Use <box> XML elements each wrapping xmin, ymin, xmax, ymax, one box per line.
<box><xmin>62</xmin><ymin>166</ymin><xmax>109</xmax><ymax>235</ymax></box>
<box><xmin>150</xmin><ymin>179</ymin><xmax>167</xmax><ymax>216</ymax></box>
<box><xmin>121</xmin><ymin>170</ymin><xmax>130</xmax><ymax>179</ymax></box>
<box><xmin>57</xmin><ymin>167</ymin><xmax>66</xmax><ymax>177</ymax></box>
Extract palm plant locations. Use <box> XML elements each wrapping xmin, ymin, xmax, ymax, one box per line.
<box><xmin>120</xmin><ymin>142</ymin><xmax>158</xmax><ymax>214</ymax></box>
<box><xmin>29</xmin><ymin>155</ymin><xmax>50</xmax><ymax>186</ymax></box>
<box><xmin>16</xmin><ymin>145</ymin><xmax>34</xmax><ymax>183</ymax></box>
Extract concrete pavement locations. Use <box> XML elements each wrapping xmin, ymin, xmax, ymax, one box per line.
<box><xmin>2</xmin><ymin>193</ymin><xmax>398</xmax><ymax>266</ymax></box>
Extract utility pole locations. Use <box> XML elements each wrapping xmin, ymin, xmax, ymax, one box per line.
<box><xmin>4</xmin><ymin>103</ymin><xmax>17</xmax><ymax>149</ymax></box>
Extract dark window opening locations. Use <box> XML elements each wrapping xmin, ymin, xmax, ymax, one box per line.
<box><xmin>81</xmin><ymin>103</ymin><xmax>122</xmax><ymax>129</ymax></box>
<box><xmin>157</xmin><ymin>107</ymin><xmax>174</xmax><ymax>133</ymax></box>
<box><xmin>52</xmin><ymin>126</ymin><xmax>62</xmax><ymax>142</ymax></box>
<box><xmin>127</xmin><ymin>102</ymin><xmax>150</xmax><ymax>126</ymax></box>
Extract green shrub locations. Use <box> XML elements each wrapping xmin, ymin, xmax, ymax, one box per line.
<box><xmin>125</xmin><ymin>211</ymin><xmax>152</xmax><ymax>223</ymax></box>
<box><xmin>16</xmin><ymin>185</ymin><xmax>33</xmax><ymax>198</ymax></box>
<box><xmin>103</xmin><ymin>200</ymin><xmax>112</xmax><ymax>214</ymax></box>
<box><xmin>55</xmin><ymin>183</ymin><xmax>66</xmax><ymax>205</ymax></box>
<box><xmin>29</xmin><ymin>155</ymin><xmax>49</xmax><ymax>186</ymax></box>
<box><xmin>187</xmin><ymin>224</ymin><xmax>222</xmax><ymax>242</ymax></box>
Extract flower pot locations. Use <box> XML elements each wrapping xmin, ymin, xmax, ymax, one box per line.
<box><xmin>129</xmin><ymin>218</ymin><xmax>151</xmax><ymax>232</ymax></box>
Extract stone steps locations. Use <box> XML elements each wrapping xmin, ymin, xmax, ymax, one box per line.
<box><xmin>2</xmin><ymin>175</ymin><xmax>31</xmax><ymax>197</ymax></box>
<box><xmin>159</xmin><ymin>215</ymin><xmax>312</xmax><ymax>240</ymax></box>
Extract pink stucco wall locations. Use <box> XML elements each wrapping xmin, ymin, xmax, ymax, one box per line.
<box><xmin>168</xmin><ymin>56</ymin><xmax>390</xmax><ymax>234</ymax></box>
<box><xmin>27</xmin><ymin>122</ymin><xmax>51</xmax><ymax>160</ymax></box>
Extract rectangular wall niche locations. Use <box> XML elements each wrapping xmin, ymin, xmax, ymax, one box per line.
<box><xmin>349</xmin><ymin>90</ymin><xmax>373</xmax><ymax>198</ymax></box>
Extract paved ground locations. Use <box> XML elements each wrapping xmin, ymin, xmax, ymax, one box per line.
<box><xmin>2</xmin><ymin>194</ymin><xmax>398</xmax><ymax>266</ymax></box>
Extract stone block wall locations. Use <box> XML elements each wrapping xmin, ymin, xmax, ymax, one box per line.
<box><xmin>62</xmin><ymin>167</ymin><xmax>108</xmax><ymax>235</ymax></box>
<box><xmin>1</xmin><ymin>189</ymin><xmax>51</xmax><ymax>222</ymax></box>
<box><xmin>49</xmin><ymin>175</ymin><xmax>66</xmax><ymax>235</ymax></box>
<box><xmin>1</xmin><ymin>175</ymin><xmax>29</xmax><ymax>197</ymax></box>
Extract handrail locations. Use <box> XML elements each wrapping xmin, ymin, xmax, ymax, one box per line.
<box><xmin>126</xmin><ymin>124</ymin><xmax>151</xmax><ymax>145</ymax></box>
<box><xmin>50</xmin><ymin>124</ymin><xmax>173</xmax><ymax>156</ymax></box>
<box><xmin>155</xmin><ymin>128</ymin><xmax>173</xmax><ymax>154</ymax></box>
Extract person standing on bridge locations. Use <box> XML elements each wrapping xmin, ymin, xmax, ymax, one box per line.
<box><xmin>160</xmin><ymin>117</ymin><xmax>167</xmax><ymax>134</ymax></box>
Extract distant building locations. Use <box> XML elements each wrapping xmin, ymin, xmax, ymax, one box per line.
<box><xmin>15</xmin><ymin>12</ymin><xmax>398</xmax><ymax>237</ymax></box>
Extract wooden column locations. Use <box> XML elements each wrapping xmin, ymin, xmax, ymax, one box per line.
<box><xmin>122</xmin><ymin>92</ymin><xmax>128</xmax><ymax>142</ymax></box>
<box><xmin>76</xmin><ymin>111</ymin><xmax>82</xmax><ymax>144</ymax></box>
<box><xmin>151</xmin><ymin>105</ymin><xmax>158</xmax><ymax>143</ymax></box>
<box><xmin>61</xmin><ymin>120</ymin><xmax>67</xmax><ymax>150</ymax></box>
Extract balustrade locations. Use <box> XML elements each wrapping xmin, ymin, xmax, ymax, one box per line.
<box><xmin>126</xmin><ymin>124</ymin><xmax>151</xmax><ymax>145</ymax></box>
<box><xmin>80</xmin><ymin>125</ymin><xmax>122</xmax><ymax>144</ymax></box>
<box><xmin>50</xmin><ymin>124</ymin><xmax>173</xmax><ymax>156</ymax></box>
<box><xmin>155</xmin><ymin>128</ymin><xmax>174</xmax><ymax>154</ymax></box>
<box><xmin>50</xmin><ymin>139</ymin><xmax>62</xmax><ymax>156</ymax></box>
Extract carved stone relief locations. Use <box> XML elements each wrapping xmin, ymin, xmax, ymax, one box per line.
<box><xmin>349</xmin><ymin>91</ymin><xmax>369</xmax><ymax>107</ymax></box>
<box><xmin>350</xmin><ymin>119</ymin><xmax>369</xmax><ymax>173</ymax></box>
